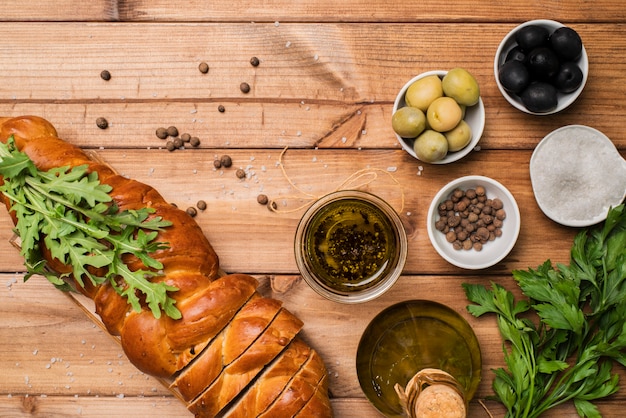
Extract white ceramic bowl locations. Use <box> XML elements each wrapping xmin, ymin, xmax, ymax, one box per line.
<box><xmin>393</xmin><ymin>70</ymin><xmax>485</xmax><ymax>164</ymax></box>
<box><xmin>530</xmin><ymin>125</ymin><xmax>626</xmax><ymax>227</ymax></box>
<box><xmin>427</xmin><ymin>175</ymin><xmax>521</xmax><ymax>269</ymax></box>
<box><xmin>494</xmin><ymin>19</ymin><xmax>588</xmax><ymax>115</ymax></box>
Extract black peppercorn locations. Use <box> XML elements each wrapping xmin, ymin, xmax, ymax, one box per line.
<box><xmin>236</xmin><ymin>168</ymin><xmax>246</xmax><ymax>179</ymax></box>
<box><xmin>240</xmin><ymin>82</ymin><xmax>251</xmax><ymax>93</ymax></box>
<box><xmin>220</xmin><ymin>155</ymin><xmax>232</xmax><ymax>168</ymax></box>
<box><xmin>100</xmin><ymin>70</ymin><xmax>111</xmax><ymax>81</ymax></box>
<box><xmin>173</xmin><ymin>137</ymin><xmax>184</xmax><ymax>149</ymax></box>
<box><xmin>180</xmin><ymin>133</ymin><xmax>191</xmax><ymax>142</ymax></box>
<box><xmin>189</xmin><ymin>137</ymin><xmax>200</xmax><ymax>147</ymax></box>
<box><xmin>197</xmin><ymin>200</ymin><xmax>207</xmax><ymax>210</ymax></box>
<box><xmin>213</xmin><ymin>159</ymin><xmax>222</xmax><ymax>169</ymax></box>
<box><xmin>198</xmin><ymin>62</ymin><xmax>209</xmax><ymax>74</ymax></box>
<box><xmin>165</xmin><ymin>141</ymin><xmax>176</xmax><ymax>152</ymax></box>
<box><xmin>156</xmin><ymin>127</ymin><xmax>168</xmax><ymax>139</ymax></box>
<box><xmin>186</xmin><ymin>207</ymin><xmax>197</xmax><ymax>217</ymax></box>
<box><xmin>166</xmin><ymin>126</ymin><xmax>179</xmax><ymax>137</ymax></box>
<box><xmin>96</xmin><ymin>117</ymin><xmax>108</xmax><ymax>129</ymax></box>
<box><xmin>218</xmin><ymin>105</ymin><xmax>225</xmax><ymax>113</ymax></box>
<box><xmin>250</xmin><ymin>57</ymin><xmax>260</xmax><ymax>67</ymax></box>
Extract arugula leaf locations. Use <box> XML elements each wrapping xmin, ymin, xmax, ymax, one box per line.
<box><xmin>0</xmin><ymin>137</ymin><xmax>179</xmax><ymax>319</ymax></box>
<box><xmin>464</xmin><ymin>203</ymin><xmax>626</xmax><ymax>418</ymax></box>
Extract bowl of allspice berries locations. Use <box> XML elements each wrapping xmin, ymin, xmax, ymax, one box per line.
<box><xmin>427</xmin><ymin>175</ymin><xmax>520</xmax><ymax>269</ymax></box>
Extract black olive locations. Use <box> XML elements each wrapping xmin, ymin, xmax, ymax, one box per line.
<box><xmin>526</xmin><ymin>47</ymin><xmax>560</xmax><ymax>80</ymax></box>
<box><xmin>515</xmin><ymin>25</ymin><xmax>550</xmax><ymax>51</ymax></box>
<box><xmin>498</xmin><ymin>60</ymin><xmax>530</xmax><ymax>93</ymax></box>
<box><xmin>554</xmin><ymin>61</ymin><xmax>584</xmax><ymax>93</ymax></box>
<box><xmin>550</xmin><ymin>26</ymin><xmax>583</xmax><ymax>61</ymax></box>
<box><xmin>520</xmin><ymin>82</ymin><xmax>558</xmax><ymax>113</ymax></box>
<box><xmin>505</xmin><ymin>45</ymin><xmax>527</xmax><ymax>63</ymax></box>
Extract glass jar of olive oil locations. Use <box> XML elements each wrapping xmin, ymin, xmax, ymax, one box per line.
<box><xmin>294</xmin><ymin>190</ymin><xmax>407</xmax><ymax>303</ymax></box>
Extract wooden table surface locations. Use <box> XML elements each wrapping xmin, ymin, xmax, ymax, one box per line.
<box><xmin>1</xmin><ymin>1</ymin><xmax>626</xmax><ymax>417</ymax></box>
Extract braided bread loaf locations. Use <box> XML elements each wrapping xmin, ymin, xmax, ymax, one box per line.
<box><xmin>0</xmin><ymin>115</ymin><xmax>333</xmax><ymax>417</ymax></box>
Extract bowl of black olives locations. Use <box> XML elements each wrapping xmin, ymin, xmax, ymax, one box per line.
<box><xmin>494</xmin><ymin>19</ymin><xmax>588</xmax><ymax>115</ymax></box>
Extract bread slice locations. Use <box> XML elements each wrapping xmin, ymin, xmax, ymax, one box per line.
<box><xmin>223</xmin><ymin>338</ymin><xmax>312</xmax><ymax>418</ymax></box>
<box><xmin>257</xmin><ymin>347</ymin><xmax>327</xmax><ymax>417</ymax></box>
<box><xmin>187</xmin><ymin>307</ymin><xmax>303</xmax><ymax>417</ymax></box>
<box><xmin>172</xmin><ymin>294</ymin><xmax>282</xmax><ymax>401</ymax></box>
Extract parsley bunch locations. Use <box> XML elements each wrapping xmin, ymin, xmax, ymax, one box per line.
<box><xmin>464</xmin><ymin>204</ymin><xmax>626</xmax><ymax>417</ymax></box>
<box><xmin>0</xmin><ymin>137</ymin><xmax>180</xmax><ymax>319</ymax></box>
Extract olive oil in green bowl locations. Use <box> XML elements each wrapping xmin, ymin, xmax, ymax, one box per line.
<box><xmin>295</xmin><ymin>190</ymin><xmax>407</xmax><ymax>303</ymax></box>
<box><xmin>356</xmin><ymin>300</ymin><xmax>482</xmax><ymax>417</ymax></box>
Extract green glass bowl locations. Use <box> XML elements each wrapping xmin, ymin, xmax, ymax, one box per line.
<box><xmin>356</xmin><ymin>300</ymin><xmax>482</xmax><ymax>417</ymax></box>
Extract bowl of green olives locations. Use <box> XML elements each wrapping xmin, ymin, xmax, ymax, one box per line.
<box><xmin>495</xmin><ymin>19</ymin><xmax>588</xmax><ymax>115</ymax></box>
<box><xmin>392</xmin><ymin>69</ymin><xmax>485</xmax><ymax>164</ymax></box>
<box><xmin>427</xmin><ymin>175</ymin><xmax>521</xmax><ymax>270</ymax></box>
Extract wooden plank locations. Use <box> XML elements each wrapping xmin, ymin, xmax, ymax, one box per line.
<box><xmin>0</xmin><ymin>23</ymin><xmax>621</xmax><ymax>110</ymax></box>
<box><xmin>0</xmin><ymin>2</ymin><xmax>117</xmax><ymax>22</ymax></box>
<box><xmin>1</xmin><ymin>100</ymin><xmax>625</xmax><ymax>152</ymax></box>
<box><xmin>2</xmin><ymin>1</ymin><xmax>625</xmax><ymax>23</ymax></box>
<box><xmin>0</xmin><ymin>149</ymin><xmax>583</xmax><ymax>276</ymax></box>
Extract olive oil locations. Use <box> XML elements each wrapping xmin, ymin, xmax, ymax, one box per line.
<box><xmin>303</xmin><ymin>197</ymin><xmax>398</xmax><ymax>293</ymax></box>
<box><xmin>357</xmin><ymin>300</ymin><xmax>481</xmax><ymax>418</ymax></box>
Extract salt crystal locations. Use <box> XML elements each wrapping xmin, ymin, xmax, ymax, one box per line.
<box><xmin>285</xmin><ymin>41</ymin><xmax>291</xmax><ymax>48</ymax></box>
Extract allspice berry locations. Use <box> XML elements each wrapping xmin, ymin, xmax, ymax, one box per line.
<box><xmin>186</xmin><ymin>207</ymin><xmax>197</xmax><ymax>217</ymax></box>
<box><xmin>156</xmin><ymin>127</ymin><xmax>168</xmax><ymax>139</ymax></box>
<box><xmin>189</xmin><ymin>137</ymin><xmax>201</xmax><ymax>147</ymax></box>
<box><xmin>257</xmin><ymin>194</ymin><xmax>269</xmax><ymax>205</ymax></box>
<box><xmin>96</xmin><ymin>117</ymin><xmax>108</xmax><ymax>129</ymax></box>
<box><xmin>235</xmin><ymin>168</ymin><xmax>246</xmax><ymax>179</ymax></box>
<box><xmin>197</xmin><ymin>200</ymin><xmax>207</xmax><ymax>211</ymax></box>
<box><xmin>220</xmin><ymin>155</ymin><xmax>232</xmax><ymax>168</ymax></box>
<box><xmin>166</xmin><ymin>126</ymin><xmax>179</xmax><ymax>137</ymax></box>
<box><xmin>198</xmin><ymin>62</ymin><xmax>209</xmax><ymax>74</ymax></box>
<box><xmin>240</xmin><ymin>82</ymin><xmax>251</xmax><ymax>93</ymax></box>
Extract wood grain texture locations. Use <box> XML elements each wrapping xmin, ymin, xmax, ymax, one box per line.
<box><xmin>1</xmin><ymin>1</ymin><xmax>626</xmax><ymax>417</ymax></box>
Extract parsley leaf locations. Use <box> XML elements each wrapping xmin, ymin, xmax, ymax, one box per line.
<box><xmin>464</xmin><ymin>203</ymin><xmax>626</xmax><ymax>417</ymax></box>
<box><xmin>0</xmin><ymin>137</ymin><xmax>179</xmax><ymax>319</ymax></box>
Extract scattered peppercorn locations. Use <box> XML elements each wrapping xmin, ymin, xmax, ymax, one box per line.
<box><xmin>96</xmin><ymin>117</ymin><xmax>108</xmax><ymax>129</ymax></box>
<box><xmin>181</xmin><ymin>133</ymin><xmax>191</xmax><ymax>142</ymax></box>
<box><xmin>213</xmin><ymin>159</ymin><xmax>222</xmax><ymax>169</ymax></box>
<box><xmin>173</xmin><ymin>137</ymin><xmax>184</xmax><ymax>149</ymax></box>
<box><xmin>198</xmin><ymin>62</ymin><xmax>209</xmax><ymax>74</ymax></box>
<box><xmin>186</xmin><ymin>207</ymin><xmax>197</xmax><ymax>217</ymax></box>
<box><xmin>257</xmin><ymin>194</ymin><xmax>269</xmax><ymax>205</ymax></box>
<box><xmin>218</xmin><ymin>105</ymin><xmax>225</xmax><ymax>113</ymax></box>
<box><xmin>220</xmin><ymin>155</ymin><xmax>232</xmax><ymax>168</ymax></box>
<box><xmin>166</xmin><ymin>126</ymin><xmax>179</xmax><ymax>137</ymax></box>
<box><xmin>165</xmin><ymin>141</ymin><xmax>176</xmax><ymax>152</ymax></box>
<box><xmin>197</xmin><ymin>200</ymin><xmax>207</xmax><ymax>211</ymax></box>
<box><xmin>156</xmin><ymin>127</ymin><xmax>168</xmax><ymax>139</ymax></box>
<box><xmin>189</xmin><ymin>137</ymin><xmax>200</xmax><ymax>147</ymax></box>
<box><xmin>240</xmin><ymin>82</ymin><xmax>251</xmax><ymax>93</ymax></box>
<box><xmin>100</xmin><ymin>70</ymin><xmax>111</xmax><ymax>81</ymax></box>
<box><xmin>236</xmin><ymin>168</ymin><xmax>246</xmax><ymax>179</ymax></box>
<box><xmin>250</xmin><ymin>56</ymin><xmax>260</xmax><ymax>67</ymax></box>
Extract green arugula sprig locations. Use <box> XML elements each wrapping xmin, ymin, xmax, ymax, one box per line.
<box><xmin>0</xmin><ymin>137</ymin><xmax>180</xmax><ymax>319</ymax></box>
<box><xmin>464</xmin><ymin>204</ymin><xmax>626</xmax><ymax>418</ymax></box>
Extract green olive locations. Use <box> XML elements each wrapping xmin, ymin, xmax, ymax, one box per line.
<box><xmin>413</xmin><ymin>129</ymin><xmax>448</xmax><ymax>163</ymax></box>
<box><xmin>392</xmin><ymin>106</ymin><xmax>426</xmax><ymax>138</ymax></box>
